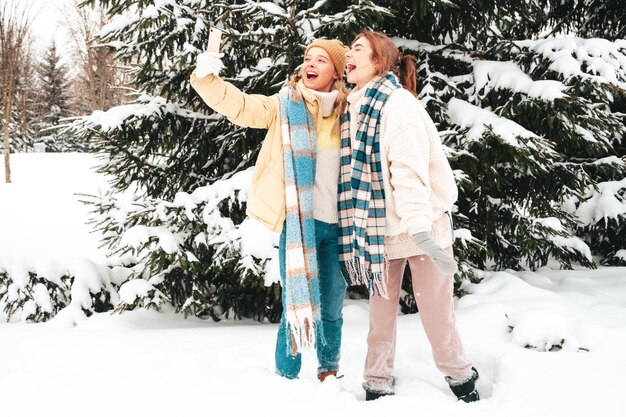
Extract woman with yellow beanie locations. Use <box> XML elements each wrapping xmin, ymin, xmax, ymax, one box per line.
<box><xmin>191</xmin><ymin>38</ymin><xmax>350</xmax><ymax>381</ymax></box>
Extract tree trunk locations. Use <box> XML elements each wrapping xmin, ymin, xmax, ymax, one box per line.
<box><xmin>2</xmin><ymin>84</ymin><xmax>13</xmax><ymax>183</ymax></box>
<box><xmin>2</xmin><ymin>107</ymin><xmax>11</xmax><ymax>183</ymax></box>
<box><xmin>1</xmin><ymin>0</ymin><xmax>34</xmax><ymax>181</ymax></box>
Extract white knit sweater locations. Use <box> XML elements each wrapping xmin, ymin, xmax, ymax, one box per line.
<box><xmin>347</xmin><ymin>78</ymin><xmax>458</xmax><ymax>259</ymax></box>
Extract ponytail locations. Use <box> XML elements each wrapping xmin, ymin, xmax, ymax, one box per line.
<box><xmin>398</xmin><ymin>54</ymin><xmax>417</xmax><ymax>97</ymax></box>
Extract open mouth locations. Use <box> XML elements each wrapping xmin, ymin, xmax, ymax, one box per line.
<box><xmin>346</xmin><ymin>63</ymin><xmax>356</xmax><ymax>74</ymax></box>
<box><xmin>306</xmin><ymin>71</ymin><xmax>319</xmax><ymax>81</ymax></box>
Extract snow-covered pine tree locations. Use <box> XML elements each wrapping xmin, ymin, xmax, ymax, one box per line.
<box><xmin>36</xmin><ymin>41</ymin><xmax>72</xmax><ymax>151</ymax></box>
<box><xmin>365</xmin><ymin>1</ymin><xmax>626</xmax><ymax>275</ymax></box>
<box><xmin>0</xmin><ymin>256</ymin><xmax>130</xmax><ymax>323</ymax></box>
<box><xmin>9</xmin><ymin>51</ymin><xmax>38</xmax><ymax>152</ymax></box>
<box><xmin>67</xmin><ymin>0</ymin><xmax>389</xmax><ymax>321</ymax></box>
<box><xmin>358</xmin><ymin>0</ymin><xmax>625</xmax><ymax>310</ymax></box>
<box><xmin>57</xmin><ymin>0</ymin><xmax>624</xmax><ymax>323</ymax></box>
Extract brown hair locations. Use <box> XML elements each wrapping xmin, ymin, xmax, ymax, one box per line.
<box><xmin>352</xmin><ymin>31</ymin><xmax>417</xmax><ymax>96</ymax></box>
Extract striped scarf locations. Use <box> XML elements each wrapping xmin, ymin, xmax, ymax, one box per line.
<box><xmin>338</xmin><ymin>73</ymin><xmax>401</xmax><ymax>299</ymax></box>
<box><xmin>279</xmin><ymin>85</ymin><xmax>322</xmax><ymax>354</ymax></box>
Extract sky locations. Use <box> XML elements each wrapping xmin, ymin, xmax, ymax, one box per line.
<box><xmin>30</xmin><ymin>0</ymin><xmax>73</xmax><ymax>54</ymax></box>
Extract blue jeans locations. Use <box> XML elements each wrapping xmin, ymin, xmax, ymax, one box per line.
<box><xmin>275</xmin><ymin>220</ymin><xmax>347</xmax><ymax>379</ymax></box>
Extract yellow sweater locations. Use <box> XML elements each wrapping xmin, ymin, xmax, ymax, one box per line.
<box><xmin>190</xmin><ymin>72</ymin><xmax>341</xmax><ymax>233</ymax></box>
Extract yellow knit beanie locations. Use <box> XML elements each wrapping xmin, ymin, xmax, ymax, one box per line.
<box><xmin>305</xmin><ymin>39</ymin><xmax>349</xmax><ymax>76</ymax></box>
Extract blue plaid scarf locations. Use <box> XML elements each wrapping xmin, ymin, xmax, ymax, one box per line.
<box><xmin>338</xmin><ymin>73</ymin><xmax>401</xmax><ymax>298</ymax></box>
<box><xmin>279</xmin><ymin>85</ymin><xmax>322</xmax><ymax>354</ymax></box>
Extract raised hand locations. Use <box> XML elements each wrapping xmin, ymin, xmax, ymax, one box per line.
<box><xmin>196</xmin><ymin>51</ymin><xmax>225</xmax><ymax>78</ymax></box>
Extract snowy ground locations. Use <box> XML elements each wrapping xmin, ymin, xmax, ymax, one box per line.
<box><xmin>0</xmin><ymin>153</ymin><xmax>109</xmax><ymax>264</ymax></box>
<box><xmin>1</xmin><ymin>153</ymin><xmax>626</xmax><ymax>417</ymax></box>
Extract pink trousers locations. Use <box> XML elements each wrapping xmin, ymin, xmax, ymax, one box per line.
<box><xmin>363</xmin><ymin>251</ymin><xmax>473</xmax><ymax>391</ymax></box>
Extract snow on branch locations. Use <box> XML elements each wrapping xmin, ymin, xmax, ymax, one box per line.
<box><xmin>447</xmin><ymin>98</ymin><xmax>543</xmax><ymax>148</ymax></box>
<box><xmin>98</xmin><ymin>15</ymin><xmax>140</xmax><ymax>39</ymax></box>
<box><xmin>393</xmin><ymin>37</ymin><xmax>448</xmax><ymax>54</ymax></box>
<box><xmin>73</xmin><ymin>95</ymin><xmax>217</xmax><ymax>133</ymax></box>
<box><xmin>0</xmin><ymin>253</ymin><xmax>132</xmax><ymax>326</ymax></box>
<box><xmin>121</xmin><ymin>226</ymin><xmax>184</xmax><ymax>254</ymax></box>
<box><xmin>514</xmin><ymin>37</ymin><xmax>626</xmax><ymax>89</ymax></box>
<box><xmin>472</xmin><ymin>61</ymin><xmax>567</xmax><ymax>101</ymax></box>
<box><xmin>230</xmin><ymin>1</ymin><xmax>288</xmax><ymax>19</ymax></box>
<box><xmin>296</xmin><ymin>0</ymin><xmax>330</xmax><ymax>18</ymax></box>
<box><xmin>98</xmin><ymin>1</ymin><xmax>196</xmax><ymax>40</ymax></box>
<box><xmin>576</xmin><ymin>177</ymin><xmax>626</xmax><ymax>226</ymax></box>
<box><xmin>113</xmin><ymin>167</ymin><xmax>272</xmax><ymax>265</ymax></box>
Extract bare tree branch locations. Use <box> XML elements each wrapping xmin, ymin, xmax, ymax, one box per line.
<box><xmin>1</xmin><ymin>0</ymin><xmax>35</xmax><ymax>182</ymax></box>
<box><xmin>60</xmin><ymin>0</ymin><xmax>130</xmax><ymax>114</ymax></box>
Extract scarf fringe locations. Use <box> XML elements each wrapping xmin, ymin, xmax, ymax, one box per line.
<box><xmin>285</xmin><ymin>307</ymin><xmax>324</xmax><ymax>355</ymax></box>
<box><xmin>341</xmin><ymin>257</ymin><xmax>389</xmax><ymax>299</ymax></box>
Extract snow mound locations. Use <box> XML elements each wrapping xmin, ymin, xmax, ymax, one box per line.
<box><xmin>507</xmin><ymin>309</ymin><xmax>588</xmax><ymax>352</ymax></box>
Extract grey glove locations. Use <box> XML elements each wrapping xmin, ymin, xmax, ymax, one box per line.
<box><xmin>412</xmin><ymin>232</ymin><xmax>458</xmax><ymax>275</ymax></box>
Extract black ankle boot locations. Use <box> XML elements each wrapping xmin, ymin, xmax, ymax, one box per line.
<box><xmin>446</xmin><ymin>367</ymin><xmax>480</xmax><ymax>403</ymax></box>
<box><xmin>363</xmin><ymin>380</ymin><xmax>395</xmax><ymax>401</ymax></box>
<box><xmin>365</xmin><ymin>389</ymin><xmax>394</xmax><ymax>401</ymax></box>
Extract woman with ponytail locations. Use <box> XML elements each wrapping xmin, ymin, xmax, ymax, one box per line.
<box><xmin>339</xmin><ymin>31</ymin><xmax>480</xmax><ymax>401</ymax></box>
<box><xmin>191</xmin><ymin>39</ymin><xmax>350</xmax><ymax>381</ymax></box>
